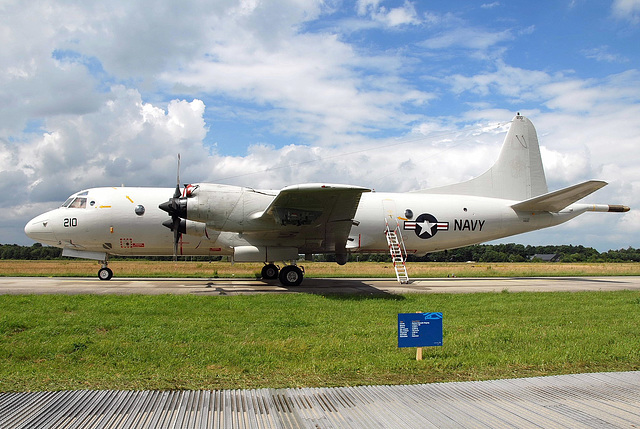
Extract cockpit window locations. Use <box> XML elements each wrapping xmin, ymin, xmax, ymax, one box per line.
<box><xmin>61</xmin><ymin>191</ymin><xmax>90</xmax><ymax>208</ymax></box>
<box><xmin>68</xmin><ymin>197</ymin><xmax>87</xmax><ymax>209</ymax></box>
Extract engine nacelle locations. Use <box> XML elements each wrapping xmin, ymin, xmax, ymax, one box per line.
<box><xmin>179</xmin><ymin>219</ymin><xmax>211</xmax><ymax>238</ymax></box>
<box><xmin>181</xmin><ymin>183</ymin><xmax>277</xmax><ymax>231</ymax></box>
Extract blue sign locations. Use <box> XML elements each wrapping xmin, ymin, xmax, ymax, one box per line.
<box><xmin>398</xmin><ymin>312</ymin><xmax>443</xmax><ymax>348</ymax></box>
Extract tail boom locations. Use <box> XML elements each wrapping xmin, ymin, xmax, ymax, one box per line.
<box><xmin>586</xmin><ymin>204</ymin><xmax>630</xmax><ymax>213</ymax></box>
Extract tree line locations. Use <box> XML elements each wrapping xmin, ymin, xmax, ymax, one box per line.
<box><xmin>322</xmin><ymin>243</ymin><xmax>640</xmax><ymax>263</ymax></box>
<box><xmin>2</xmin><ymin>242</ymin><xmax>639</xmax><ymax>263</ymax></box>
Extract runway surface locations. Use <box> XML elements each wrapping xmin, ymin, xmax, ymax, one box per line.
<box><xmin>1</xmin><ymin>275</ymin><xmax>640</xmax><ymax>295</ymax></box>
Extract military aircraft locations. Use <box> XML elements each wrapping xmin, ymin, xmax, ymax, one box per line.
<box><xmin>25</xmin><ymin>114</ymin><xmax>629</xmax><ymax>285</ymax></box>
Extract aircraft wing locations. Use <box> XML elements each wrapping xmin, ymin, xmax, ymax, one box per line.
<box><xmin>258</xmin><ymin>184</ymin><xmax>371</xmax><ymax>252</ymax></box>
<box><xmin>511</xmin><ymin>180</ymin><xmax>607</xmax><ymax>212</ymax></box>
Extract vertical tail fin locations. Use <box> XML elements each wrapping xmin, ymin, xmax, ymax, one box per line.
<box><xmin>418</xmin><ymin>114</ymin><xmax>548</xmax><ymax>200</ymax></box>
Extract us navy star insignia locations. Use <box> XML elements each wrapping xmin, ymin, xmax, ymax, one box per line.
<box><xmin>404</xmin><ymin>213</ymin><xmax>449</xmax><ymax>239</ymax></box>
<box><xmin>417</xmin><ymin>220</ymin><xmax>435</xmax><ymax>237</ymax></box>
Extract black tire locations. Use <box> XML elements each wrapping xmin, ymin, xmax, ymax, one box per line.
<box><xmin>278</xmin><ymin>265</ymin><xmax>303</xmax><ymax>286</ymax></box>
<box><xmin>98</xmin><ymin>267</ymin><xmax>113</xmax><ymax>281</ymax></box>
<box><xmin>261</xmin><ymin>264</ymin><xmax>279</xmax><ymax>280</ymax></box>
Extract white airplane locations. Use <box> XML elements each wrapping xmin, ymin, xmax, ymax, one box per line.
<box><xmin>25</xmin><ymin>114</ymin><xmax>629</xmax><ymax>285</ymax></box>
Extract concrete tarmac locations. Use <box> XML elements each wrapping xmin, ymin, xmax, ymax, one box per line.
<box><xmin>1</xmin><ymin>275</ymin><xmax>640</xmax><ymax>295</ymax></box>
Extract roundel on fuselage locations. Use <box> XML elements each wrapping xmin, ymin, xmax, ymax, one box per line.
<box><xmin>403</xmin><ymin>213</ymin><xmax>449</xmax><ymax>239</ymax></box>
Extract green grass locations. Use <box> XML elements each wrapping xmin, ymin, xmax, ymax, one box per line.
<box><xmin>3</xmin><ymin>260</ymin><xmax>640</xmax><ymax>279</ymax></box>
<box><xmin>1</xmin><ymin>291</ymin><xmax>639</xmax><ymax>392</ymax></box>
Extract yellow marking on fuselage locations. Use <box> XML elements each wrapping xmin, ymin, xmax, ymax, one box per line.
<box><xmin>126</xmin><ymin>196</ymin><xmax>134</xmax><ymax>203</ymax></box>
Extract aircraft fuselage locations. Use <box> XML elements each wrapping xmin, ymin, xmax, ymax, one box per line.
<box><xmin>24</xmin><ymin>115</ymin><xmax>629</xmax><ymax>285</ymax></box>
<box><xmin>25</xmin><ymin>185</ymin><xmax>587</xmax><ymax>259</ymax></box>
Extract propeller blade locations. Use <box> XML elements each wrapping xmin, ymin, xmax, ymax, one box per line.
<box><xmin>173</xmin><ymin>215</ymin><xmax>182</xmax><ymax>262</ymax></box>
<box><xmin>173</xmin><ymin>223</ymin><xmax>180</xmax><ymax>262</ymax></box>
<box><xmin>173</xmin><ymin>154</ymin><xmax>181</xmax><ymax>199</ymax></box>
<box><xmin>161</xmin><ymin>153</ymin><xmax>184</xmax><ymax>262</ymax></box>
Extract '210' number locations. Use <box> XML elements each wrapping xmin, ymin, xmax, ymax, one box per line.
<box><xmin>64</xmin><ymin>218</ymin><xmax>78</xmax><ymax>227</ymax></box>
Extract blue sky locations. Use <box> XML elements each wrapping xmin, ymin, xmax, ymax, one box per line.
<box><xmin>1</xmin><ymin>0</ymin><xmax>639</xmax><ymax>251</ymax></box>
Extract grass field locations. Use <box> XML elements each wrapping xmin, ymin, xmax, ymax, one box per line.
<box><xmin>1</xmin><ymin>291</ymin><xmax>639</xmax><ymax>392</ymax></box>
<box><xmin>1</xmin><ymin>259</ymin><xmax>640</xmax><ymax>278</ymax></box>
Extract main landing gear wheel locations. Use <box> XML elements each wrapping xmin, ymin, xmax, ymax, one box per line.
<box><xmin>98</xmin><ymin>267</ymin><xmax>113</xmax><ymax>281</ymax></box>
<box><xmin>279</xmin><ymin>265</ymin><xmax>303</xmax><ymax>286</ymax></box>
<box><xmin>261</xmin><ymin>264</ymin><xmax>279</xmax><ymax>280</ymax></box>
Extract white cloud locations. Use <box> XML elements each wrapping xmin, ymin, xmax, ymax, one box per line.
<box><xmin>356</xmin><ymin>0</ymin><xmax>420</xmax><ymax>27</ymax></box>
<box><xmin>164</xmin><ymin>30</ymin><xmax>431</xmax><ymax>145</ymax></box>
<box><xmin>1</xmin><ymin>86</ymin><xmax>209</xmax><ymax>204</ymax></box>
<box><xmin>421</xmin><ymin>27</ymin><xmax>513</xmax><ymax>51</ymax></box>
<box><xmin>356</xmin><ymin>0</ymin><xmax>381</xmax><ymax>16</ymax></box>
<box><xmin>541</xmin><ymin>71</ymin><xmax>640</xmax><ymax>113</ymax></box>
<box><xmin>0</xmin><ymin>0</ymin><xmax>637</xmax><ymax>251</ymax></box>
<box><xmin>0</xmin><ymin>50</ymin><xmax>104</xmax><ymax>138</ymax></box>
<box><xmin>447</xmin><ymin>66</ymin><xmax>640</xmax><ymax>119</ymax></box>
<box><xmin>612</xmin><ymin>0</ymin><xmax>640</xmax><ymax>24</ymax></box>
<box><xmin>581</xmin><ymin>46</ymin><xmax>629</xmax><ymax>63</ymax></box>
<box><xmin>540</xmin><ymin>147</ymin><xmax>592</xmax><ymax>185</ymax></box>
<box><xmin>383</xmin><ymin>2</ymin><xmax>421</xmax><ymax>26</ymax></box>
<box><xmin>448</xmin><ymin>62</ymin><xmax>553</xmax><ymax>99</ymax></box>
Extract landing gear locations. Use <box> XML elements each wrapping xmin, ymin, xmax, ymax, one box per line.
<box><xmin>261</xmin><ymin>262</ymin><xmax>303</xmax><ymax>286</ymax></box>
<box><xmin>261</xmin><ymin>263</ymin><xmax>279</xmax><ymax>280</ymax></box>
<box><xmin>98</xmin><ymin>267</ymin><xmax>113</xmax><ymax>281</ymax></box>
<box><xmin>279</xmin><ymin>265</ymin><xmax>304</xmax><ymax>286</ymax></box>
<box><xmin>97</xmin><ymin>258</ymin><xmax>113</xmax><ymax>281</ymax></box>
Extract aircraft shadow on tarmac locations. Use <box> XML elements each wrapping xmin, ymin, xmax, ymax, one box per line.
<box><xmin>194</xmin><ymin>277</ymin><xmax>404</xmax><ymax>300</ymax></box>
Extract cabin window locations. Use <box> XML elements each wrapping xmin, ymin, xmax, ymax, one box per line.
<box><xmin>135</xmin><ymin>205</ymin><xmax>145</xmax><ymax>216</ymax></box>
<box><xmin>405</xmin><ymin>209</ymin><xmax>414</xmax><ymax>219</ymax></box>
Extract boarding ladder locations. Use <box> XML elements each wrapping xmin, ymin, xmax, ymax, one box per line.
<box><xmin>385</xmin><ymin>218</ymin><xmax>409</xmax><ymax>284</ymax></box>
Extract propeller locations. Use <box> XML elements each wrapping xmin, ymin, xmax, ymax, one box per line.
<box><xmin>159</xmin><ymin>154</ymin><xmax>187</xmax><ymax>261</ymax></box>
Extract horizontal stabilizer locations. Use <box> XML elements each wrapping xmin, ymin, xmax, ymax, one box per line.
<box><xmin>511</xmin><ymin>180</ymin><xmax>607</xmax><ymax>212</ymax></box>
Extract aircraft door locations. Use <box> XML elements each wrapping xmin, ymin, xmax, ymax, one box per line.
<box><xmin>382</xmin><ymin>198</ymin><xmax>397</xmax><ymax>224</ymax></box>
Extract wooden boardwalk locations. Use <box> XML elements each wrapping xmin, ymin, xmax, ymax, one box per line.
<box><xmin>2</xmin><ymin>372</ymin><xmax>639</xmax><ymax>428</ymax></box>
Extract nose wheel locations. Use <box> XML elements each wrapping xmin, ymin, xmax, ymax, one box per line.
<box><xmin>98</xmin><ymin>266</ymin><xmax>113</xmax><ymax>281</ymax></box>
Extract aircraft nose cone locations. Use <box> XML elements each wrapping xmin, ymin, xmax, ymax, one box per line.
<box><xmin>24</xmin><ymin>214</ymin><xmax>57</xmax><ymax>243</ymax></box>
